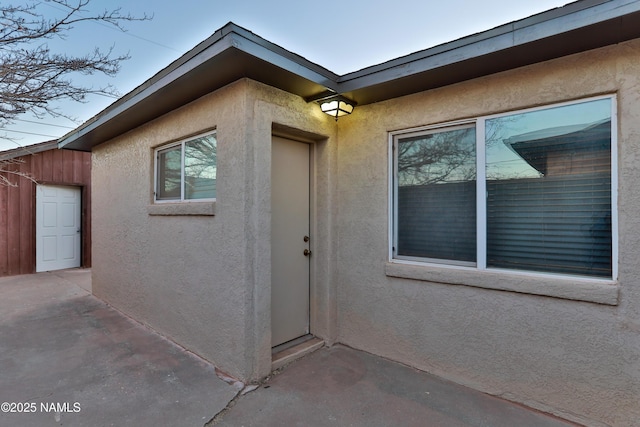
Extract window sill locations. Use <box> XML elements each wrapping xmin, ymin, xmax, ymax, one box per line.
<box><xmin>385</xmin><ymin>261</ymin><xmax>619</xmax><ymax>306</ymax></box>
<box><xmin>147</xmin><ymin>202</ymin><xmax>215</xmax><ymax>216</ymax></box>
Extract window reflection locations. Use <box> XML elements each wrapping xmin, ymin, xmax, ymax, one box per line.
<box><xmin>185</xmin><ymin>135</ymin><xmax>217</xmax><ymax>200</ymax></box>
<box><xmin>397</xmin><ymin>126</ymin><xmax>476</xmax><ymax>185</ymax></box>
<box><xmin>486</xmin><ymin>100</ymin><xmax>611</xmax><ymax>179</ymax></box>
<box><xmin>485</xmin><ymin>98</ymin><xmax>612</xmax><ymax>276</ymax></box>
<box><xmin>396</xmin><ymin>125</ymin><xmax>477</xmax><ymax>263</ymax></box>
<box><xmin>155</xmin><ymin>132</ymin><xmax>217</xmax><ymax>202</ymax></box>
<box><xmin>157</xmin><ymin>146</ymin><xmax>181</xmax><ymax>200</ymax></box>
<box><xmin>392</xmin><ymin>97</ymin><xmax>613</xmax><ymax>278</ymax></box>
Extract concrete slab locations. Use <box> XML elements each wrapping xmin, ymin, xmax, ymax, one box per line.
<box><xmin>0</xmin><ymin>270</ymin><xmax>239</xmax><ymax>427</ymax></box>
<box><xmin>214</xmin><ymin>345</ymin><xmax>579</xmax><ymax>427</ymax></box>
<box><xmin>0</xmin><ymin>270</ymin><xmax>581</xmax><ymax>427</ymax></box>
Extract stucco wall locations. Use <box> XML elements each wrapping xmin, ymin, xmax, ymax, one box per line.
<box><xmin>91</xmin><ymin>79</ymin><xmax>336</xmax><ymax>380</ymax></box>
<box><xmin>92</xmin><ymin>37</ymin><xmax>640</xmax><ymax>425</ymax></box>
<box><xmin>335</xmin><ymin>40</ymin><xmax>640</xmax><ymax>427</ymax></box>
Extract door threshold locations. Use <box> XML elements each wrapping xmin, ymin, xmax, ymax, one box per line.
<box><xmin>272</xmin><ymin>335</ymin><xmax>324</xmax><ymax>371</ymax></box>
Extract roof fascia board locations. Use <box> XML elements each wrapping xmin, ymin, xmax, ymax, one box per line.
<box><xmin>337</xmin><ymin>0</ymin><xmax>640</xmax><ymax>91</ymax></box>
<box><xmin>0</xmin><ymin>140</ymin><xmax>58</xmax><ymax>161</ymax></box>
<box><xmin>58</xmin><ymin>1</ymin><xmax>640</xmax><ymax>150</ymax></box>
<box><xmin>230</xmin><ymin>35</ymin><xmax>338</xmax><ymax>90</ymax></box>
<box><xmin>226</xmin><ymin>24</ymin><xmax>339</xmax><ymax>85</ymax></box>
<box><xmin>338</xmin><ymin>32</ymin><xmax>516</xmax><ymax>91</ymax></box>
<box><xmin>58</xmin><ymin>34</ymin><xmax>237</xmax><ymax>149</ymax></box>
<box><xmin>513</xmin><ymin>0</ymin><xmax>640</xmax><ymax>42</ymax></box>
<box><xmin>59</xmin><ymin>24</ymin><xmax>339</xmax><ymax>149</ymax></box>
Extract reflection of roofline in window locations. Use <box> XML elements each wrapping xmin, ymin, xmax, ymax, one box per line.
<box><xmin>504</xmin><ymin>119</ymin><xmax>611</xmax><ymax>176</ymax></box>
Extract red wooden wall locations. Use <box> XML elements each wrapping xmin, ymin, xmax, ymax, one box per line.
<box><xmin>0</xmin><ymin>148</ymin><xmax>91</xmax><ymax>276</ymax></box>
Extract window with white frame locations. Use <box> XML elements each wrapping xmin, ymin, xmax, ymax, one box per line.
<box><xmin>392</xmin><ymin>96</ymin><xmax>616</xmax><ymax>279</ymax></box>
<box><xmin>155</xmin><ymin>132</ymin><xmax>217</xmax><ymax>202</ymax></box>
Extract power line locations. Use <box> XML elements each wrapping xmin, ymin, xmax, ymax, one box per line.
<box><xmin>1</xmin><ymin>129</ymin><xmax>60</xmax><ymax>138</ymax></box>
<box><xmin>102</xmin><ymin>23</ymin><xmax>180</xmax><ymax>53</ymax></box>
<box><xmin>14</xmin><ymin>118</ymin><xmax>76</xmax><ymax>129</ymax></box>
<box><xmin>42</xmin><ymin>2</ymin><xmax>180</xmax><ymax>53</ymax></box>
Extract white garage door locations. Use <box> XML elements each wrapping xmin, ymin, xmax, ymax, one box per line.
<box><xmin>36</xmin><ymin>185</ymin><xmax>81</xmax><ymax>272</ymax></box>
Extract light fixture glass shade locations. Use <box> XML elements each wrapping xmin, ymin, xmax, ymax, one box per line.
<box><xmin>319</xmin><ymin>96</ymin><xmax>355</xmax><ymax>120</ymax></box>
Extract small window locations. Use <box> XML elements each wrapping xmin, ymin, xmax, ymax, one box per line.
<box><xmin>155</xmin><ymin>132</ymin><xmax>217</xmax><ymax>202</ymax></box>
<box><xmin>392</xmin><ymin>96</ymin><xmax>616</xmax><ymax>279</ymax></box>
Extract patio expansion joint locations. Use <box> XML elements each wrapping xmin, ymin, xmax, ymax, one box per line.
<box><xmin>204</xmin><ymin>383</ymin><xmax>259</xmax><ymax>426</ymax></box>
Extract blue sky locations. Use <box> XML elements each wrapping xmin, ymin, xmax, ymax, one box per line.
<box><xmin>1</xmin><ymin>0</ymin><xmax>570</xmax><ymax>151</ymax></box>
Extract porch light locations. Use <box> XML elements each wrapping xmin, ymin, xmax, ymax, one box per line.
<box><xmin>319</xmin><ymin>95</ymin><xmax>356</xmax><ymax>120</ymax></box>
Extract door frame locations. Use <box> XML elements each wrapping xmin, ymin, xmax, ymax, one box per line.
<box><xmin>253</xmin><ymin>123</ymin><xmax>333</xmax><ymax>380</ymax></box>
<box><xmin>270</xmin><ymin>135</ymin><xmax>315</xmax><ymax>347</ymax></box>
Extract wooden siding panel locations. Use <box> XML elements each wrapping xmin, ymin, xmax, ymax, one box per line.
<box><xmin>32</xmin><ymin>151</ymin><xmax>43</xmax><ymax>182</ymax></box>
<box><xmin>6</xmin><ymin>179</ymin><xmax>21</xmax><ymax>276</ymax></box>
<box><xmin>52</xmin><ymin>149</ymin><xmax>63</xmax><ymax>182</ymax></box>
<box><xmin>41</xmin><ymin>149</ymin><xmax>53</xmax><ymax>182</ymax></box>
<box><xmin>73</xmin><ymin>151</ymin><xmax>83</xmax><ymax>183</ymax></box>
<box><xmin>62</xmin><ymin>149</ymin><xmax>74</xmax><ymax>183</ymax></box>
<box><xmin>18</xmin><ymin>158</ymin><xmax>34</xmax><ymax>274</ymax></box>
<box><xmin>38</xmin><ymin>151</ymin><xmax>53</xmax><ymax>182</ymax></box>
<box><xmin>0</xmin><ymin>183</ymin><xmax>7</xmax><ymax>275</ymax></box>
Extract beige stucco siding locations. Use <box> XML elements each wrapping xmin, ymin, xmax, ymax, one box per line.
<box><xmin>336</xmin><ymin>40</ymin><xmax>640</xmax><ymax>427</ymax></box>
<box><xmin>92</xmin><ymin>79</ymin><xmax>336</xmax><ymax>380</ymax></box>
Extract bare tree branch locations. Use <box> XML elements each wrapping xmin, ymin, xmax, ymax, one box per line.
<box><xmin>0</xmin><ymin>0</ymin><xmax>150</xmax><ymax>185</ymax></box>
<box><xmin>0</xmin><ymin>157</ymin><xmax>36</xmax><ymax>186</ymax></box>
<box><xmin>0</xmin><ymin>1</ymin><xmax>147</xmax><ymax>45</ymax></box>
<box><xmin>397</xmin><ymin>128</ymin><xmax>476</xmax><ymax>186</ymax></box>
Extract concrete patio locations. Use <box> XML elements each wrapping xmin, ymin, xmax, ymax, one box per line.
<box><xmin>0</xmin><ymin>270</ymin><xmax>579</xmax><ymax>426</ymax></box>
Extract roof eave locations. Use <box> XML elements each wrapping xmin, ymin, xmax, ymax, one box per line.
<box><xmin>338</xmin><ymin>0</ymin><xmax>640</xmax><ymax>104</ymax></box>
<box><xmin>58</xmin><ymin>1</ymin><xmax>640</xmax><ymax>152</ymax></box>
<box><xmin>0</xmin><ymin>140</ymin><xmax>58</xmax><ymax>161</ymax></box>
<box><xmin>58</xmin><ymin>23</ymin><xmax>339</xmax><ymax>152</ymax></box>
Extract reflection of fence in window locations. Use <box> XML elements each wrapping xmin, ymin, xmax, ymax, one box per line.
<box><xmin>487</xmin><ymin>111</ymin><xmax>612</xmax><ymax>277</ymax></box>
<box><xmin>397</xmin><ymin>172</ymin><xmax>611</xmax><ymax>276</ymax></box>
<box><xmin>185</xmin><ymin>176</ymin><xmax>216</xmax><ymax>199</ymax></box>
<box><xmin>397</xmin><ymin>181</ymin><xmax>476</xmax><ymax>263</ymax></box>
<box><xmin>486</xmin><ymin>172</ymin><xmax>612</xmax><ymax>277</ymax></box>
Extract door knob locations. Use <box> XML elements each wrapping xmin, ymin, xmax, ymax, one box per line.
<box><xmin>303</xmin><ymin>249</ymin><xmax>312</xmax><ymax>257</ymax></box>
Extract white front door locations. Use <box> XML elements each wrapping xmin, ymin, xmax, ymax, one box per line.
<box><xmin>271</xmin><ymin>136</ymin><xmax>311</xmax><ymax>347</ymax></box>
<box><xmin>36</xmin><ymin>185</ymin><xmax>81</xmax><ymax>272</ymax></box>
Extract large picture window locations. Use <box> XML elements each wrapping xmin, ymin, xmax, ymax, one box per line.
<box><xmin>392</xmin><ymin>96</ymin><xmax>616</xmax><ymax>279</ymax></box>
<box><xmin>155</xmin><ymin>132</ymin><xmax>217</xmax><ymax>202</ymax></box>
